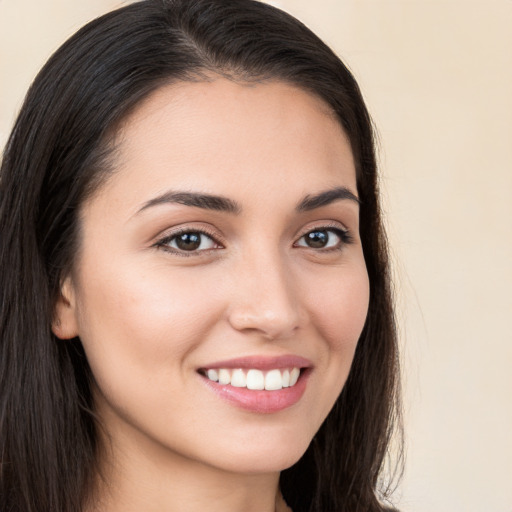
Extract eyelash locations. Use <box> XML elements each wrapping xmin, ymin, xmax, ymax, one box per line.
<box><xmin>155</xmin><ymin>227</ymin><xmax>222</xmax><ymax>257</ymax></box>
<box><xmin>294</xmin><ymin>225</ymin><xmax>353</xmax><ymax>251</ymax></box>
<box><xmin>155</xmin><ymin>225</ymin><xmax>353</xmax><ymax>257</ymax></box>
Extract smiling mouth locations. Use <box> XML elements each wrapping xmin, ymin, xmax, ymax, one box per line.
<box><xmin>197</xmin><ymin>357</ymin><xmax>311</xmax><ymax>413</ymax></box>
<box><xmin>198</xmin><ymin>367</ymin><xmax>303</xmax><ymax>391</ymax></box>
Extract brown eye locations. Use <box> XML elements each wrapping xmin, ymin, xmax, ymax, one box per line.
<box><xmin>162</xmin><ymin>231</ymin><xmax>218</xmax><ymax>252</ymax></box>
<box><xmin>295</xmin><ymin>228</ymin><xmax>350</xmax><ymax>250</ymax></box>
<box><xmin>303</xmin><ymin>230</ymin><xmax>329</xmax><ymax>248</ymax></box>
<box><xmin>175</xmin><ymin>232</ymin><xmax>202</xmax><ymax>251</ymax></box>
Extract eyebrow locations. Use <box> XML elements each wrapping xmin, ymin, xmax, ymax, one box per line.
<box><xmin>136</xmin><ymin>186</ymin><xmax>359</xmax><ymax>216</ymax></box>
<box><xmin>137</xmin><ymin>191</ymin><xmax>241</xmax><ymax>215</ymax></box>
<box><xmin>296</xmin><ymin>186</ymin><xmax>360</xmax><ymax>211</ymax></box>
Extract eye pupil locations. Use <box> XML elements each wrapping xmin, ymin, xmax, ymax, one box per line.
<box><xmin>305</xmin><ymin>230</ymin><xmax>328</xmax><ymax>248</ymax></box>
<box><xmin>176</xmin><ymin>232</ymin><xmax>202</xmax><ymax>251</ymax></box>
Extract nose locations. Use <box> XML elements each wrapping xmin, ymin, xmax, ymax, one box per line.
<box><xmin>227</xmin><ymin>250</ymin><xmax>303</xmax><ymax>340</ymax></box>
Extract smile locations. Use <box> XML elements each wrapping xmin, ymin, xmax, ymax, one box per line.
<box><xmin>197</xmin><ymin>355</ymin><xmax>312</xmax><ymax>413</ymax></box>
<box><xmin>202</xmin><ymin>367</ymin><xmax>301</xmax><ymax>390</ymax></box>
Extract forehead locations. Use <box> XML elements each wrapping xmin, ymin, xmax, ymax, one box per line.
<box><xmin>91</xmin><ymin>78</ymin><xmax>356</xmax><ymax>215</ymax></box>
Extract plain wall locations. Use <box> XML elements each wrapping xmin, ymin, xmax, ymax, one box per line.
<box><xmin>1</xmin><ymin>1</ymin><xmax>511</xmax><ymax>511</ymax></box>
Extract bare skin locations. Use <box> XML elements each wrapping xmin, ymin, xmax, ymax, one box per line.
<box><xmin>54</xmin><ymin>79</ymin><xmax>369</xmax><ymax>511</ymax></box>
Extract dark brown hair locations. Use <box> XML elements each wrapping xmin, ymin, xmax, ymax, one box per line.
<box><xmin>0</xmin><ymin>1</ymin><xmax>402</xmax><ymax>510</ymax></box>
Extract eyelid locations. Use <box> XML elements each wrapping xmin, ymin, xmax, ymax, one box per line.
<box><xmin>153</xmin><ymin>224</ymin><xmax>225</xmax><ymax>256</ymax></box>
<box><xmin>294</xmin><ymin>222</ymin><xmax>353</xmax><ymax>248</ymax></box>
<box><xmin>296</xmin><ymin>221</ymin><xmax>351</xmax><ymax>238</ymax></box>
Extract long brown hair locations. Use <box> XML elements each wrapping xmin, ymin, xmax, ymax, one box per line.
<box><xmin>0</xmin><ymin>1</ymin><xmax>402</xmax><ymax>510</ymax></box>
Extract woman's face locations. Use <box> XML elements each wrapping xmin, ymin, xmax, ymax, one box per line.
<box><xmin>55</xmin><ymin>79</ymin><xmax>369</xmax><ymax>475</ymax></box>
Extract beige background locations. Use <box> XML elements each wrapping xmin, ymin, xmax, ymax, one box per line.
<box><xmin>1</xmin><ymin>1</ymin><xmax>511</xmax><ymax>511</ymax></box>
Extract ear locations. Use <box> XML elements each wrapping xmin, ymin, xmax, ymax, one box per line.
<box><xmin>52</xmin><ymin>276</ymin><xmax>79</xmax><ymax>340</ymax></box>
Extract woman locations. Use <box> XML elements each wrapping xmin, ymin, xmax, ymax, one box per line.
<box><xmin>0</xmin><ymin>1</ymin><xmax>401</xmax><ymax>511</ymax></box>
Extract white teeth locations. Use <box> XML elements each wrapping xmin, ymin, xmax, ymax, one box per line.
<box><xmin>218</xmin><ymin>369</ymin><xmax>231</xmax><ymax>385</ymax></box>
<box><xmin>246</xmin><ymin>369</ymin><xmax>265</xmax><ymax>390</ymax></box>
<box><xmin>264</xmin><ymin>369</ymin><xmax>283</xmax><ymax>390</ymax></box>
<box><xmin>207</xmin><ymin>369</ymin><xmax>219</xmax><ymax>382</ymax></box>
<box><xmin>203</xmin><ymin>367</ymin><xmax>302</xmax><ymax>390</ymax></box>
<box><xmin>231</xmin><ymin>369</ymin><xmax>246</xmax><ymax>387</ymax></box>
<box><xmin>289</xmin><ymin>367</ymin><xmax>300</xmax><ymax>387</ymax></box>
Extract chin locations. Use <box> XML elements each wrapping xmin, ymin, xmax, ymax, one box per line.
<box><xmin>209</xmin><ymin>430</ymin><xmax>313</xmax><ymax>475</ymax></box>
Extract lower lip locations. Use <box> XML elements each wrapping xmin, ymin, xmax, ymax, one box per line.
<box><xmin>200</xmin><ymin>370</ymin><xmax>310</xmax><ymax>414</ymax></box>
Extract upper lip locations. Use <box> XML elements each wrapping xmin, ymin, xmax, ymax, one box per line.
<box><xmin>198</xmin><ymin>354</ymin><xmax>313</xmax><ymax>371</ymax></box>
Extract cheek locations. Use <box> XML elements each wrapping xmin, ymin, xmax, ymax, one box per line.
<box><xmin>74</xmin><ymin>260</ymin><xmax>224</xmax><ymax>390</ymax></box>
<box><xmin>301</xmin><ymin>258</ymin><xmax>369</xmax><ymax>420</ymax></box>
<box><xmin>308</xmin><ymin>261</ymin><xmax>370</xmax><ymax>350</ymax></box>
